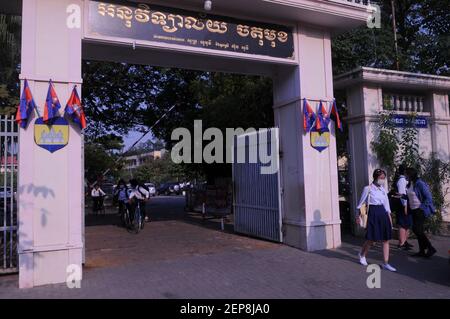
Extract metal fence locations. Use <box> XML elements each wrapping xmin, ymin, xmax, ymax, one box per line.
<box><xmin>0</xmin><ymin>115</ymin><xmax>18</xmax><ymax>274</ymax></box>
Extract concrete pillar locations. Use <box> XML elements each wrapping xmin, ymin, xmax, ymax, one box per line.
<box><xmin>429</xmin><ymin>92</ymin><xmax>450</xmax><ymax>221</ymax></box>
<box><xmin>273</xmin><ymin>25</ymin><xmax>341</xmax><ymax>251</ymax></box>
<box><xmin>346</xmin><ymin>84</ymin><xmax>383</xmax><ymax>235</ymax></box>
<box><xmin>18</xmin><ymin>0</ymin><xmax>83</xmax><ymax>288</ymax></box>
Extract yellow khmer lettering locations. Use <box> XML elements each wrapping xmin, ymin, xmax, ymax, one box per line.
<box><xmin>151</xmin><ymin>11</ymin><xmax>167</xmax><ymax>26</ymax></box>
<box><xmin>277</xmin><ymin>31</ymin><xmax>288</xmax><ymax>43</ymax></box>
<box><xmin>206</xmin><ymin>20</ymin><xmax>228</xmax><ymax>34</ymax></box>
<box><xmin>163</xmin><ymin>14</ymin><xmax>184</xmax><ymax>33</ymax></box>
<box><xmin>250</xmin><ymin>27</ymin><xmax>264</xmax><ymax>46</ymax></box>
<box><xmin>116</xmin><ymin>6</ymin><xmax>133</xmax><ymax>28</ymax></box>
<box><xmin>184</xmin><ymin>17</ymin><xmax>205</xmax><ymax>31</ymax></box>
<box><xmin>96</xmin><ymin>2</ymin><xmax>290</xmax><ymax>48</ymax></box>
<box><xmin>237</xmin><ymin>25</ymin><xmax>250</xmax><ymax>37</ymax></box>
<box><xmin>98</xmin><ymin>3</ymin><xmax>116</xmax><ymax>18</ymax></box>
<box><xmin>134</xmin><ymin>4</ymin><xmax>151</xmax><ymax>23</ymax></box>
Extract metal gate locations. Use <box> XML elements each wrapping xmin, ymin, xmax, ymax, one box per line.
<box><xmin>0</xmin><ymin>116</ymin><xmax>18</xmax><ymax>274</ymax></box>
<box><xmin>232</xmin><ymin>128</ymin><xmax>282</xmax><ymax>242</ymax></box>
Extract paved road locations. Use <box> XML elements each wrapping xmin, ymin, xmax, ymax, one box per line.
<box><xmin>1</xmin><ymin>196</ymin><xmax>449</xmax><ymax>298</ymax></box>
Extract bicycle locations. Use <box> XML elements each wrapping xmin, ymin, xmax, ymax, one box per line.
<box><xmin>122</xmin><ymin>200</ymin><xmax>145</xmax><ymax>234</ymax></box>
<box><xmin>119</xmin><ymin>202</ymin><xmax>131</xmax><ymax>228</ymax></box>
<box><xmin>131</xmin><ymin>200</ymin><xmax>145</xmax><ymax>234</ymax></box>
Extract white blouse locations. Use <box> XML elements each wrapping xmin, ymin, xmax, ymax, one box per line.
<box><xmin>407</xmin><ymin>183</ymin><xmax>422</xmax><ymax>210</ymax></box>
<box><xmin>357</xmin><ymin>183</ymin><xmax>391</xmax><ymax>214</ymax></box>
<box><xmin>397</xmin><ymin>175</ymin><xmax>408</xmax><ymax>207</ymax></box>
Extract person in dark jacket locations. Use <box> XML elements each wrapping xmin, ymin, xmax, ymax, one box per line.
<box><xmin>404</xmin><ymin>167</ymin><xmax>437</xmax><ymax>258</ymax></box>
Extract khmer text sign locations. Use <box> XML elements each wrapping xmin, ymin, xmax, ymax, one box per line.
<box><xmin>88</xmin><ymin>1</ymin><xmax>295</xmax><ymax>59</ymax></box>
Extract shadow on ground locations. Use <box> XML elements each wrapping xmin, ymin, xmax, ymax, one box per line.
<box><xmin>314</xmin><ymin>234</ymin><xmax>450</xmax><ymax>288</ymax></box>
<box><xmin>85</xmin><ymin>195</ymin><xmax>234</xmax><ymax>232</ymax></box>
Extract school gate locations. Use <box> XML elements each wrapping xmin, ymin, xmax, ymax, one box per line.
<box><xmin>0</xmin><ymin>116</ymin><xmax>19</xmax><ymax>274</ymax></box>
<box><xmin>6</xmin><ymin>0</ymin><xmax>371</xmax><ymax>287</ymax></box>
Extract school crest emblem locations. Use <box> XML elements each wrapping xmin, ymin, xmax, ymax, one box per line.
<box><xmin>34</xmin><ymin>117</ymin><xmax>69</xmax><ymax>153</ymax></box>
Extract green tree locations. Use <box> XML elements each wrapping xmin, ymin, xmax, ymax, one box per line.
<box><xmin>0</xmin><ymin>14</ymin><xmax>21</xmax><ymax>115</ymax></box>
<box><xmin>82</xmin><ymin>63</ymin><xmax>274</xmax><ymax>180</ymax></box>
<box><xmin>84</xmin><ymin>134</ymin><xmax>125</xmax><ymax>183</ymax></box>
<box><xmin>125</xmin><ymin>153</ymin><xmax>203</xmax><ymax>185</ymax></box>
<box><xmin>372</xmin><ymin>112</ymin><xmax>447</xmax><ymax>234</ymax></box>
<box><xmin>332</xmin><ymin>0</ymin><xmax>449</xmax><ymax>75</ymax></box>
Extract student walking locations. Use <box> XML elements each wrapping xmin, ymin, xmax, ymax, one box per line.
<box><xmin>390</xmin><ymin>164</ymin><xmax>413</xmax><ymax>250</ymax></box>
<box><xmin>356</xmin><ymin>169</ymin><xmax>396</xmax><ymax>272</ymax></box>
<box><xmin>404</xmin><ymin>167</ymin><xmax>437</xmax><ymax>258</ymax></box>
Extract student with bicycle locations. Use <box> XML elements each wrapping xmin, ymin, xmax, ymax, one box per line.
<box><xmin>114</xmin><ymin>179</ymin><xmax>130</xmax><ymax>224</ymax></box>
<box><xmin>128</xmin><ymin>179</ymin><xmax>150</xmax><ymax>223</ymax></box>
<box><xmin>91</xmin><ymin>184</ymin><xmax>106</xmax><ymax>214</ymax></box>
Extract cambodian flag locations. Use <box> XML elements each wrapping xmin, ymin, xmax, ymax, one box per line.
<box><xmin>330</xmin><ymin>100</ymin><xmax>343</xmax><ymax>132</ymax></box>
<box><xmin>65</xmin><ymin>86</ymin><xmax>87</xmax><ymax>130</ymax></box>
<box><xmin>303</xmin><ymin>99</ymin><xmax>316</xmax><ymax>132</ymax></box>
<box><xmin>15</xmin><ymin>79</ymin><xmax>37</xmax><ymax>129</ymax></box>
<box><xmin>315</xmin><ymin>100</ymin><xmax>330</xmax><ymax>133</ymax></box>
<box><xmin>43</xmin><ymin>80</ymin><xmax>61</xmax><ymax>124</ymax></box>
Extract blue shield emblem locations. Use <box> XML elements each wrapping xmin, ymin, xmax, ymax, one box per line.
<box><xmin>34</xmin><ymin>117</ymin><xmax>69</xmax><ymax>153</ymax></box>
<box><xmin>310</xmin><ymin>127</ymin><xmax>330</xmax><ymax>153</ymax></box>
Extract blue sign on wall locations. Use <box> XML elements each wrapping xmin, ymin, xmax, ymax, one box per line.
<box><xmin>391</xmin><ymin>114</ymin><xmax>428</xmax><ymax>128</ymax></box>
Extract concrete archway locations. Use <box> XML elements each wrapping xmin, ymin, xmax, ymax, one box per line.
<box><xmin>16</xmin><ymin>0</ymin><xmax>370</xmax><ymax>288</ymax></box>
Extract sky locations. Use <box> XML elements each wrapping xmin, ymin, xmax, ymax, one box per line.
<box><xmin>123</xmin><ymin>130</ymin><xmax>155</xmax><ymax>150</ymax></box>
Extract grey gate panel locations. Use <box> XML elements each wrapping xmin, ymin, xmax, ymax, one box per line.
<box><xmin>0</xmin><ymin>116</ymin><xmax>18</xmax><ymax>274</ymax></box>
<box><xmin>232</xmin><ymin>128</ymin><xmax>282</xmax><ymax>242</ymax></box>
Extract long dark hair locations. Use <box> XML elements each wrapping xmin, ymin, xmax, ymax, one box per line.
<box><xmin>406</xmin><ymin>167</ymin><xmax>419</xmax><ymax>188</ymax></box>
<box><xmin>117</xmin><ymin>179</ymin><xmax>127</xmax><ymax>189</ymax></box>
<box><xmin>391</xmin><ymin>164</ymin><xmax>406</xmax><ymax>191</ymax></box>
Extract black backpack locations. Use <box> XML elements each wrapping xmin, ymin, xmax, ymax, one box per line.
<box><xmin>389</xmin><ymin>175</ymin><xmax>403</xmax><ymax>213</ymax></box>
<box><xmin>137</xmin><ymin>184</ymin><xmax>149</xmax><ymax>197</ymax></box>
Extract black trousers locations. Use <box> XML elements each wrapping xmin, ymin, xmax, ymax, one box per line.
<box><xmin>92</xmin><ymin>197</ymin><xmax>103</xmax><ymax>212</ymax></box>
<box><xmin>411</xmin><ymin>208</ymin><xmax>433</xmax><ymax>252</ymax></box>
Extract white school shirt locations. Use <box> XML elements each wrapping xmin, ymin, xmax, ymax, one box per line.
<box><xmin>91</xmin><ymin>188</ymin><xmax>105</xmax><ymax>197</ymax></box>
<box><xmin>397</xmin><ymin>175</ymin><xmax>408</xmax><ymax>207</ymax></box>
<box><xmin>129</xmin><ymin>185</ymin><xmax>150</xmax><ymax>201</ymax></box>
<box><xmin>357</xmin><ymin>183</ymin><xmax>391</xmax><ymax>214</ymax></box>
<box><xmin>407</xmin><ymin>183</ymin><xmax>422</xmax><ymax>210</ymax></box>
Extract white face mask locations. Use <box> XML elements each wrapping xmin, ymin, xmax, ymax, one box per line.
<box><xmin>376</xmin><ymin>179</ymin><xmax>386</xmax><ymax>186</ymax></box>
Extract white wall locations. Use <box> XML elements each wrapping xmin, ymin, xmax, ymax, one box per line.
<box><xmin>19</xmin><ymin>0</ymin><xmax>83</xmax><ymax>288</ymax></box>
<box><xmin>274</xmin><ymin>24</ymin><xmax>341</xmax><ymax>251</ymax></box>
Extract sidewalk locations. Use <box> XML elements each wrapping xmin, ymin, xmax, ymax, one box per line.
<box><xmin>1</xmin><ymin>197</ymin><xmax>449</xmax><ymax>299</ymax></box>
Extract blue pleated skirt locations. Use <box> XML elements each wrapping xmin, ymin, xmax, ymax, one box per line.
<box><xmin>396</xmin><ymin>210</ymin><xmax>413</xmax><ymax>229</ymax></box>
<box><xmin>366</xmin><ymin>205</ymin><xmax>392</xmax><ymax>241</ymax></box>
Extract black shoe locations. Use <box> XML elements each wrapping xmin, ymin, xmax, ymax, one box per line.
<box><xmin>425</xmin><ymin>247</ymin><xmax>437</xmax><ymax>258</ymax></box>
<box><xmin>411</xmin><ymin>251</ymin><xmax>426</xmax><ymax>257</ymax></box>
<box><xmin>398</xmin><ymin>244</ymin><xmax>411</xmax><ymax>251</ymax></box>
<box><xmin>404</xmin><ymin>241</ymin><xmax>414</xmax><ymax>248</ymax></box>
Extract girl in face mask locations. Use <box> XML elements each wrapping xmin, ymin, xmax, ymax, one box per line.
<box><xmin>356</xmin><ymin>169</ymin><xmax>396</xmax><ymax>272</ymax></box>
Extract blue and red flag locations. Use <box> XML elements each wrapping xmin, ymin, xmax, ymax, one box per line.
<box><xmin>65</xmin><ymin>86</ymin><xmax>87</xmax><ymax>130</ymax></box>
<box><xmin>303</xmin><ymin>98</ymin><xmax>316</xmax><ymax>133</ymax></box>
<box><xmin>330</xmin><ymin>100</ymin><xmax>343</xmax><ymax>132</ymax></box>
<box><xmin>315</xmin><ymin>100</ymin><xmax>330</xmax><ymax>133</ymax></box>
<box><xmin>43</xmin><ymin>80</ymin><xmax>61</xmax><ymax>124</ymax></box>
<box><xmin>15</xmin><ymin>79</ymin><xmax>37</xmax><ymax>129</ymax></box>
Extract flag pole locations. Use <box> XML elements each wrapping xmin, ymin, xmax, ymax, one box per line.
<box><xmin>391</xmin><ymin>0</ymin><xmax>400</xmax><ymax>71</ymax></box>
<box><xmin>91</xmin><ymin>104</ymin><xmax>177</xmax><ymax>186</ymax></box>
